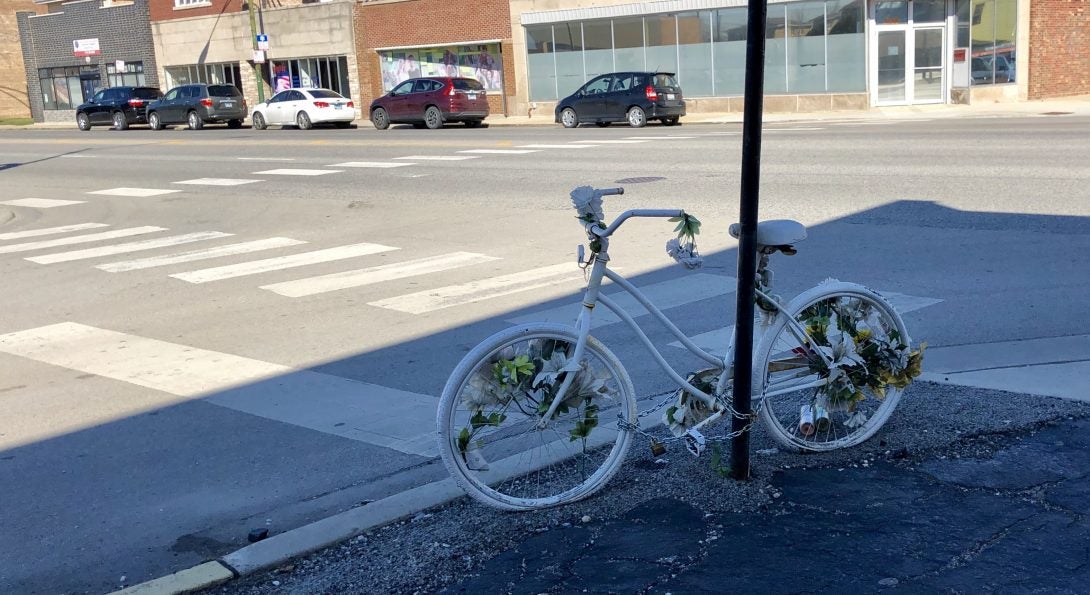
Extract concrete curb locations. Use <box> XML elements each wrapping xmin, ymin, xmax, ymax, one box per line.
<box><xmin>108</xmin><ymin>478</ymin><xmax>466</xmax><ymax>595</ymax></box>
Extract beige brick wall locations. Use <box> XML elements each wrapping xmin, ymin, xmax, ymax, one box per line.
<box><xmin>0</xmin><ymin>0</ymin><xmax>41</xmax><ymax>118</ymax></box>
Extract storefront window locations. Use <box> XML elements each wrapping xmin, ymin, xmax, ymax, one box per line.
<box><xmin>875</xmin><ymin>1</ymin><xmax>909</xmax><ymax>24</ymax></box>
<box><xmin>713</xmin><ymin>7</ymin><xmax>748</xmax><ymax>95</ymax></box>
<box><xmin>583</xmin><ymin>20</ymin><xmax>613</xmax><ymax>80</ymax></box>
<box><xmin>378</xmin><ymin>46</ymin><xmax>500</xmax><ymax>93</ymax></box>
<box><xmin>787</xmin><ymin>1</ymin><xmax>827</xmax><ymax>93</ymax></box>
<box><xmin>765</xmin><ymin>5</ymin><xmax>788</xmax><ymax>93</ymax></box>
<box><xmin>613</xmin><ymin>17</ymin><xmax>644</xmax><ymax>71</ymax></box>
<box><xmin>107</xmin><ymin>62</ymin><xmax>146</xmax><ymax>87</ymax></box>
<box><xmin>913</xmin><ymin>0</ymin><xmax>947</xmax><ymax>23</ymax></box>
<box><xmin>271</xmin><ymin>57</ymin><xmax>351</xmax><ymax>96</ymax></box>
<box><xmin>38</xmin><ymin>66</ymin><xmax>97</xmax><ymax>110</ymax></box>
<box><xmin>826</xmin><ymin>0</ymin><xmax>865</xmax><ymax>92</ymax></box>
<box><xmin>555</xmin><ymin>23</ymin><xmax>584</xmax><ymax>97</ymax></box>
<box><xmin>677</xmin><ymin>11</ymin><xmax>712</xmax><ymax>97</ymax></box>
<box><xmin>165</xmin><ymin>63</ymin><xmax>241</xmax><ymax>90</ymax></box>
<box><xmin>526</xmin><ymin>25</ymin><xmax>556</xmax><ymax>101</ymax></box>
<box><xmin>645</xmin><ymin>14</ymin><xmax>678</xmax><ymax>75</ymax></box>
<box><xmin>960</xmin><ymin>0</ymin><xmax>1016</xmax><ymax>85</ymax></box>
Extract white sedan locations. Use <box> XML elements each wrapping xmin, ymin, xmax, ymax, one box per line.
<box><xmin>251</xmin><ymin>88</ymin><xmax>355</xmax><ymax>130</ymax></box>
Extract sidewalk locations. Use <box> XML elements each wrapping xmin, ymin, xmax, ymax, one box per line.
<box><xmin>6</xmin><ymin>94</ymin><xmax>1090</xmax><ymax>131</ymax></box>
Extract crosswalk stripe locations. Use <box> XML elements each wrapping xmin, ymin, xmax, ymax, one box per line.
<box><xmin>0</xmin><ymin>322</ymin><xmax>438</xmax><ymax>457</ymax></box>
<box><xmin>173</xmin><ymin>178</ymin><xmax>262</xmax><ymax>186</ymax></box>
<box><xmin>261</xmin><ymin>251</ymin><xmax>500</xmax><ymax>298</ymax></box>
<box><xmin>0</xmin><ymin>226</ymin><xmax>165</xmax><ymax>254</ymax></box>
<box><xmin>457</xmin><ymin>149</ymin><xmax>540</xmax><ymax>154</ymax></box>
<box><xmin>670</xmin><ymin>291</ymin><xmax>944</xmax><ymax>356</ymax></box>
<box><xmin>329</xmin><ymin>161</ymin><xmax>414</xmax><ymax>168</ymax></box>
<box><xmin>0</xmin><ymin>222</ymin><xmax>108</xmax><ymax>241</ymax></box>
<box><xmin>170</xmin><ymin>242</ymin><xmax>399</xmax><ymax>284</ymax></box>
<box><xmin>253</xmin><ymin>169</ymin><xmax>341</xmax><ymax>176</ymax></box>
<box><xmin>97</xmin><ymin>237</ymin><xmax>306</xmax><ymax>272</ymax></box>
<box><xmin>394</xmin><ymin>155</ymin><xmax>478</xmax><ymax>161</ymax></box>
<box><xmin>517</xmin><ymin>144</ymin><xmax>596</xmax><ymax>149</ymax></box>
<box><xmin>0</xmin><ymin>198</ymin><xmax>86</xmax><ymax>208</ymax></box>
<box><xmin>27</xmin><ymin>231</ymin><xmax>233</xmax><ymax>264</ymax></box>
<box><xmin>569</xmin><ymin>140</ymin><xmax>646</xmax><ymax>144</ymax></box>
<box><xmin>87</xmin><ymin>188</ymin><xmax>181</xmax><ymax>197</ymax></box>
<box><xmin>507</xmin><ymin>273</ymin><xmax>738</xmax><ymax>327</ymax></box>
<box><xmin>624</xmin><ymin>136</ymin><xmax>696</xmax><ymax>140</ymax></box>
<box><xmin>369</xmin><ymin>262</ymin><xmax>579</xmax><ymax>314</ymax></box>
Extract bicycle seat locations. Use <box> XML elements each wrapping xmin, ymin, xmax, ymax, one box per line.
<box><xmin>729</xmin><ymin>220</ymin><xmax>807</xmax><ymax>248</ymax></box>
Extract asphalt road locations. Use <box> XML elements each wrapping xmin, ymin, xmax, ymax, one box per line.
<box><xmin>1</xmin><ymin>115</ymin><xmax>1088</xmax><ymax>593</ymax></box>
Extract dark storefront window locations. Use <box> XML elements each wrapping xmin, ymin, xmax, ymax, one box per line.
<box><xmin>271</xmin><ymin>56</ymin><xmax>351</xmax><ymax>97</ymax></box>
<box><xmin>107</xmin><ymin>62</ymin><xmax>146</xmax><ymax>87</ymax></box>
<box><xmin>165</xmin><ymin>63</ymin><xmax>242</xmax><ymax>90</ymax></box>
<box><xmin>38</xmin><ymin>66</ymin><xmax>99</xmax><ymax>110</ymax></box>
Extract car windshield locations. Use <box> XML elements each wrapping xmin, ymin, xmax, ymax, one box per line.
<box><xmin>453</xmin><ymin>79</ymin><xmax>484</xmax><ymax>91</ymax></box>
<box><xmin>133</xmin><ymin>88</ymin><xmax>161</xmax><ymax>99</ymax></box>
<box><xmin>651</xmin><ymin>74</ymin><xmax>679</xmax><ymax>88</ymax></box>
<box><xmin>309</xmin><ymin>89</ymin><xmax>344</xmax><ymax>99</ymax></box>
<box><xmin>208</xmin><ymin>85</ymin><xmax>241</xmax><ymax>98</ymax></box>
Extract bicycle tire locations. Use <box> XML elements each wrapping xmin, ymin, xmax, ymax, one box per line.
<box><xmin>755</xmin><ymin>282</ymin><xmax>911</xmax><ymax>452</ymax></box>
<box><xmin>437</xmin><ymin>323</ymin><xmax>637</xmax><ymax>511</ymax></box>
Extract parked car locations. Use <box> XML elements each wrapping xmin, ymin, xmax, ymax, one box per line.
<box><xmin>971</xmin><ymin>55</ymin><xmax>1014</xmax><ymax>85</ymax></box>
<box><xmin>370</xmin><ymin>77</ymin><xmax>488</xmax><ymax>130</ymax></box>
<box><xmin>146</xmin><ymin>83</ymin><xmax>247</xmax><ymax>130</ymax></box>
<box><xmin>251</xmin><ymin>88</ymin><xmax>355</xmax><ymax>130</ymax></box>
<box><xmin>75</xmin><ymin>86</ymin><xmax>162</xmax><ymax>131</ymax></box>
<box><xmin>555</xmin><ymin>72</ymin><xmax>685</xmax><ymax>128</ymax></box>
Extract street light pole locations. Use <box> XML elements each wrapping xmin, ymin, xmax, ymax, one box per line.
<box><xmin>247</xmin><ymin>0</ymin><xmax>265</xmax><ymax>103</ymax></box>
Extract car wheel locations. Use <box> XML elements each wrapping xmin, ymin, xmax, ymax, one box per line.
<box><xmin>148</xmin><ymin>112</ymin><xmax>162</xmax><ymax>130</ymax></box>
<box><xmin>662</xmin><ymin>116</ymin><xmax>680</xmax><ymax>127</ymax></box>
<box><xmin>227</xmin><ymin>119</ymin><xmax>243</xmax><ymax>129</ymax></box>
<box><xmin>595</xmin><ymin>122</ymin><xmax>610</xmax><ymax>128</ymax></box>
<box><xmin>371</xmin><ymin>107</ymin><xmax>389</xmax><ymax>130</ymax></box>
<box><xmin>112</xmin><ymin>112</ymin><xmax>129</xmax><ymax>131</ymax></box>
<box><xmin>560</xmin><ymin>107</ymin><xmax>578</xmax><ymax>129</ymax></box>
<box><xmin>627</xmin><ymin>106</ymin><xmax>647</xmax><ymax>128</ymax></box>
<box><xmin>252</xmin><ymin>112</ymin><xmax>267</xmax><ymax>130</ymax></box>
<box><xmin>424</xmin><ymin>106</ymin><xmax>443</xmax><ymax>129</ymax></box>
<box><xmin>296</xmin><ymin>111</ymin><xmax>313</xmax><ymax>130</ymax></box>
<box><xmin>76</xmin><ymin>112</ymin><xmax>91</xmax><ymax>131</ymax></box>
<box><xmin>187</xmin><ymin>111</ymin><xmax>204</xmax><ymax>130</ymax></box>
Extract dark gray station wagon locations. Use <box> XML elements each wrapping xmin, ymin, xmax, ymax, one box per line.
<box><xmin>147</xmin><ymin>84</ymin><xmax>247</xmax><ymax>130</ymax></box>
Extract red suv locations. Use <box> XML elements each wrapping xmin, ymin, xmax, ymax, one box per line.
<box><xmin>370</xmin><ymin>77</ymin><xmax>488</xmax><ymax>130</ymax></box>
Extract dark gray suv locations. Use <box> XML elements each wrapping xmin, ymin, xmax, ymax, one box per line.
<box><xmin>147</xmin><ymin>83</ymin><xmax>247</xmax><ymax>130</ymax></box>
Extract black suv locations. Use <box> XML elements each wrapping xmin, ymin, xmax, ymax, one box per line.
<box><xmin>147</xmin><ymin>83</ymin><xmax>247</xmax><ymax>130</ymax></box>
<box><xmin>555</xmin><ymin>72</ymin><xmax>685</xmax><ymax>128</ymax></box>
<box><xmin>75</xmin><ymin>86</ymin><xmax>163</xmax><ymax>130</ymax></box>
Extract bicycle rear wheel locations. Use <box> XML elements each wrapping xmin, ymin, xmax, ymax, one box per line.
<box><xmin>437</xmin><ymin>323</ymin><xmax>636</xmax><ymax>511</ymax></box>
<box><xmin>756</xmin><ymin>282</ymin><xmax>911</xmax><ymax>452</ymax></box>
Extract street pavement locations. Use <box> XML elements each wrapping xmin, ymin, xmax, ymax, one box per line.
<box><xmin>0</xmin><ymin>94</ymin><xmax>1085</xmax><ymax>588</ymax></box>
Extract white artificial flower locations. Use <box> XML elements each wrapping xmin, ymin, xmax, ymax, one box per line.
<box><xmin>570</xmin><ymin>186</ymin><xmax>605</xmax><ymax>223</ymax></box>
<box><xmin>665</xmin><ymin>238</ymin><xmax>704</xmax><ymax>269</ymax></box>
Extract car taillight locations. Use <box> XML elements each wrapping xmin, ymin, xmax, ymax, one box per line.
<box><xmin>446</xmin><ymin>84</ymin><xmax>456</xmax><ymax>97</ymax></box>
<box><xmin>200</xmin><ymin>98</ymin><xmax>213</xmax><ymax>107</ymax></box>
<box><xmin>242</xmin><ymin>99</ymin><xmax>247</xmax><ymax>111</ymax></box>
<box><xmin>128</xmin><ymin>98</ymin><xmax>144</xmax><ymax>107</ymax></box>
<box><xmin>313</xmin><ymin>101</ymin><xmax>330</xmax><ymax>108</ymax></box>
<box><xmin>346</xmin><ymin>101</ymin><xmax>354</xmax><ymax>108</ymax></box>
<box><xmin>645</xmin><ymin>85</ymin><xmax>658</xmax><ymax>102</ymax></box>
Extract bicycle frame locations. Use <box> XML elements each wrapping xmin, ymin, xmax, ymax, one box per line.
<box><xmin>537</xmin><ymin>208</ymin><xmax>833</xmax><ymax>428</ymax></box>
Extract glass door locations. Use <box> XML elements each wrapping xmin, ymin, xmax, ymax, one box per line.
<box><xmin>913</xmin><ymin>27</ymin><xmax>945</xmax><ymax>102</ymax></box>
<box><xmin>871</xmin><ymin>0</ymin><xmax>947</xmax><ymax>106</ymax></box>
<box><xmin>876</xmin><ymin>30</ymin><xmax>907</xmax><ymax>103</ymax></box>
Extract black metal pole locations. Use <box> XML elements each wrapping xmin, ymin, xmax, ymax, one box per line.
<box><xmin>730</xmin><ymin>0</ymin><xmax>768</xmax><ymax>481</ymax></box>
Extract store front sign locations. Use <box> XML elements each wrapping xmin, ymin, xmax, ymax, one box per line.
<box><xmin>73</xmin><ymin>38</ymin><xmax>101</xmax><ymax>57</ymax></box>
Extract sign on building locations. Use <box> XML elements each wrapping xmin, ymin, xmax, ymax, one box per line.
<box><xmin>73</xmin><ymin>38</ymin><xmax>101</xmax><ymax>57</ymax></box>
<box><xmin>256</xmin><ymin>34</ymin><xmax>269</xmax><ymax>51</ymax></box>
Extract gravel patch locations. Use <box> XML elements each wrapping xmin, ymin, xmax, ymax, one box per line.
<box><xmin>206</xmin><ymin>381</ymin><xmax>1090</xmax><ymax>595</ymax></box>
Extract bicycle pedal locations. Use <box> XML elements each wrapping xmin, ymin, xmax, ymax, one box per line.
<box><xmin>649</xmin><ymin>439</ymin><xmax>666</xmax><ymax>457</ymax></box>
<box><xmin>684</xmin><ymin>429</ymin><xmax>706</xmax><ymax>457</ymax></box>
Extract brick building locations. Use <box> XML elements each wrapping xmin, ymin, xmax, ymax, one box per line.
<box><xmin>1028</xmin><ymin>0</ymin><xmax>1090</xmax><ymax>99</ymax></box>
<box><xmin>16</xmin><ymin>0</ymin><xmax>159</xmax><ymax>123</ymax></box>
<box><xmin>0</xmin><ymin>0</ymin><xmax>40</xmax><ymax>119</ymax></box>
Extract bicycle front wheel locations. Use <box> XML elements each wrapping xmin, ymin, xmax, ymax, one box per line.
<box><xmin>437</xmin><ymin>323</ymin><xmax>637</xmax><ymax>511</ymax></box>
<box><xmin>756</xmin><ymin>282</ymin><xmax>911</xmax><ymax>452</ymax></box>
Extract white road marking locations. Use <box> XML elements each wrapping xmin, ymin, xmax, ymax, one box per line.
<box><xmin>0</xmin><ymin>222</ymin><xmax>108</xmax><ymax>241</ymax></box>
<box><xmin>457</xmin><ymin>149</ymin><xmax>540</xmax><ymax>154</ymax></box>
<box><xmin>0</xmin><ymin>322</ymin><xmax>438</xmax><ymax>457</ymax></box>
<box><xmin>27</xmin><ymin>231</ymin><xmax>232</xmax><ymax>264</ymax></box>
<box><xmin>764</xmin><ymin>127</ymin><xmax>825</xmax><ymax>131</ymax></box>
<box><xmin>0</xmin><ymin>198</ymin><xmax>86</xmax><ymax>208</ymax></box>
<box><xmin>173</xmin><ymin>178</ymin><xmax>262</xmax><ymax>186</ymax></box>
<box><xmin>262</xmin><ymin>252</ymin><xmax>500</xmax><ymax>298</ymax></box>
<box><xmin>394</xmin><ymin>155</ymin><xmax>478</xmax><ymax>161</ymax></box>
<box><xmin>507</xmin><ymin>273</ymin><xmax>737</xmax><ymax>327</ymax></box>
<box><xmin>369</xmin><ymin>263</ymin><xmax>580</xmax><ymax>314</ymax></box>
<box><xmin>569</xmin><ymin>140</ymin><xmax>646</xmax><ymax>144</ymax></box>
<box><xmin>670</xmin><ymin>291</ymin><xmax>944</xmax><ymax>356</ymax></box>
<box><xmin>624</xmin><ymin>136</ymin><xmax>696</xmax><ymax>140</ymax></box>
<box><xmin>328</xmin><ymin>161</ymin><xmax>414</xmax><ymax>168</ymax></box>
<box><xmin>97</xmin><ymin>237</ymin><xmax>306</xmax><ymax>272</ymax></box>
<box><xmin>238</xmin><ymin>157</ymin><xmax>295</xmax><ymax>161</ymax></box>
<box><xmin>253</xmin><ymin>169</ymin><xmax>341</xmax><ymax>176</ymax></box>
<box><xmin>170</xmin><ymin>242</ymin><xmax>399</xmax><ymax>284</ymax></box>
<box><xmin>517</xmin><ymin>144</ymin><xmax>597</xmax><ymax>149</ymax></box>
<box><xmin>87</xmin><ymin>187</ymin><xmax>181</xmax><ymax>197</ymax></box>
<box><xmin>0</xmin><ymin>226</ymin><xmax>165</xmax><ymax>254</ymax></box>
